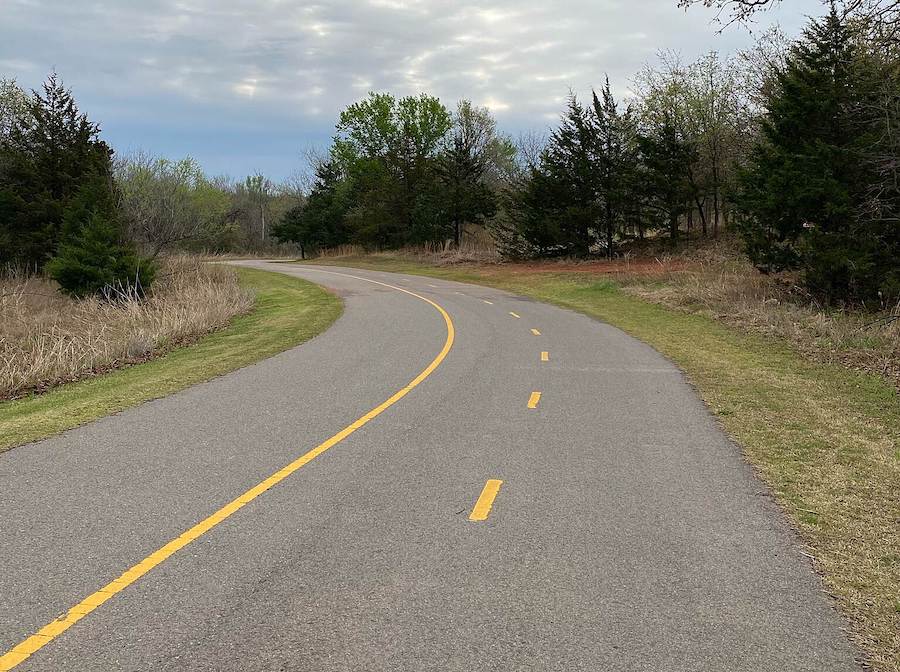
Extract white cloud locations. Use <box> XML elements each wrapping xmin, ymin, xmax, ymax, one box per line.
<box><xmin>0</xmin><ymin>0</ymin><xmax>824</xmax><ymax>177</ymax></box>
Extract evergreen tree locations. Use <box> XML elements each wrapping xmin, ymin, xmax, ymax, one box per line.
<box><xmin>435</xmin><ymin>101</ymin><xmax>500</xmax><ymax>247</ymax></box>
<box><xmin>46</xmin><ymin>209</ymin><xmax>155</xmax><ymax>299</ymax></box>
<box><xmin>637</xmin><ymin>107</ymin><xmax>696</xmax><ymax>242</ymax></box>
<box><xmin>500</xmin><ymin>163</ymin><xmax>573</xmax><ymax>258</ymax></box>
<box><xmin>272</xmin><ymin>161</ymin><xmax>351</xmax><ymax>256</ymax></box>
<box><xmin>503</xmin><ymin>89</ymin><xmax>642</xmax><ymax>258</ymax></box>
<box><xmin>737</xmin><ymin>6</ymin><xmax>888</xmax><ymax>302</ymax></box>
<box><xmin>858</xmin><ymin>48</ymin><xmax>900</xmax><ymax>302</ymax></box>
<box><xmin>592</xmin><ymin>78</ymin><xmax>637</xmax><ymax>258</ymax></box>
<box><xmin>0</xmin><ymin>73</ymin><xmax>116</xmax><ymax>268</ymax></box>
<box><xmin>272</xmin><ymin>204</ymin><xmax>313</xmax><ymax>258</ymax></box>
<box><xmin>541</xmin><ymin>94</ymin><xmax>603</xmax><ymax>256</ymax></box>
<box><xmin>499</xmin><ymin>94</ymin><xmax>602</xmax><ymax>258</ymax></box>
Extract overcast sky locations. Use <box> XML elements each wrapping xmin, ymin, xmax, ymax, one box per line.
<box><xmin>1</xmin><ymin>0</ymin><xmax>823</xmax><ymax>180</ymax></box>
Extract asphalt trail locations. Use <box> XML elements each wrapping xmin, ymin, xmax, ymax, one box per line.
<box><xmin>0</xmin><ymin>262</ymin><xmax>861</xmax><ymax>671</ymax></box>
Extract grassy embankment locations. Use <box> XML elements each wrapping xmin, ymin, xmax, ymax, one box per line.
<box><xmin>0</xmin><ymin>267</ymin><xmax>342</xmax><ymax>453</ymax></box>
<box><xmin>301</xmin><ymin>254</ymin><xmax>899</xmax><ymax>672</ymax></box>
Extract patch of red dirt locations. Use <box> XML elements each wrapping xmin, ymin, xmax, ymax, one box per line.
<box><xmin>490</xmin><ymin>258</ymin><xmax>696</xmax><ymax>277</ymax></box>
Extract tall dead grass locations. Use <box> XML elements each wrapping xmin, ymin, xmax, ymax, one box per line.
<box><xmin>319</xmin><ymin>242</ymin><xmax>500</xmax><ymax>265</ymax></box>
<box><xmin>612</xmin><ymin>238</ymin><xmax>900</xmax><ymax>387</ymax></box>
<box><xmin>316</xmin><ymin>227</ymin><xmax>500</xmax><ymax>265</ymax></box>
<box><xmin>0</xmin><ymin>257</ymin><xmax>253</xmax><ymax>399</ymax></box>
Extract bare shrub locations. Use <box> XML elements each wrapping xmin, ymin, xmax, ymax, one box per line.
<box><xmin>0</xmin><ymin>256</ymin><xmax>253</xmax><ymax>399</ymax></box>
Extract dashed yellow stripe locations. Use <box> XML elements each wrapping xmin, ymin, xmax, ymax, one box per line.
<box><xmin>541</xmin><ymin>351</ymin><xmax>549</xmax><ymax>362</ymax></box>
<box><xmin>527</xmin><ymin>391</ymin><xmax>542</xmax><ymax>409</ymax></box>
<box><xmin>0</xmin><ymin>270</ymin><xmax>456</xmax><ymax>672</ymax></box>
<box><xmin>469</xmin><ymin>479</ymin><xmax>503</xmax><ymax>521</ymax></box>
<box><xmin>531</xmin><ymin>328</ymin><xmax>541</xmax><ymax>336</ymax></box>
<box><xmin>509</xmin><ymin>311</ymin><xmax>520</xmax><ymax>319</ymax></box>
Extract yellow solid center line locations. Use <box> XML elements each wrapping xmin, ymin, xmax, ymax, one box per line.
<box><xmin>531</xmin><ymin>328</ymin><xmax>541</xmax><ymax>336</ymax></box>
<box><xmin>509</xmin><ymin>311</ymin><xmax>520</xmax><ymax>318</ymax></box>
<box><xmin>469</xmin><ymin>479</ymin><xmax>503</xmax><ymax>521</ymax></box>
<box><xmin>541</xmin><ymin>351</ymin><xmax>549</xmax><ymax>362</ymax></box>
<box><xmin>0</xmin><ymin>269</ymin><xmax>456</xmax><ymax>672</ymax></box>
<box><xmin>481</xmin><ymin>299</ymin><xmax>493</xmax><ymax>305</ymax></box>
<box><xmin>527</xmin><ymin>391</ymin><xmax>542</xmax><ymax>408</ymax></box>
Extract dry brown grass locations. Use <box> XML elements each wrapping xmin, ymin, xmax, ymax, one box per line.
<box><xmin>330</xmin><ymin>233</ymin><xmax>900</xmax><ymax>387</ymax></box>
<box><xmin>608</xmin><ymin>237</ymin><xmax>900</xmax><ymax>388</ymax></box>
<box><xmin>0</xmin><ymin>256</ymin><xmax>253</xmax><ymax>399</ymax></box>
<box><xmin>316</xmin><ymin>229</ymin><xmax>500</xmax><ymax>266</ymax></box>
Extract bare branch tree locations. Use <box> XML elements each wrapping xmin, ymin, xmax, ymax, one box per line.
<box><xmin>514</xmin><ymin>130</ymin><xmax>548</xmax><ymax>174</ymax></box>
<box><xmin>679</xmin><ymin>0</ymin><xmax>900</xmax><ymax>37</ymax></box>
<box><xmin>0</xmin><ymin>79</ymin><xmax>28</xmax><ymax>141</ymax></box>
<box><xmin>115</xmin><ymin>152</ymin><xmax>227</xmax><ymax>258</ymax></box>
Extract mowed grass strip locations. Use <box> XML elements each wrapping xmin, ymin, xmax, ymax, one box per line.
<box><xmin>0</xmin><ymin>267</ymin><xmax>342</xmax><ymax>453</ymax></box>
<box><xmin>301</xmin><ymin>256</ymin><xmax>900</xmax><ymax>672</ymax></box>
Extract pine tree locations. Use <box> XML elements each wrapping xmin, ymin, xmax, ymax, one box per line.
<box><xmin>737</xmin><ymin>6</ymin><xmax>887</xmax><ymax>302</ymax></box>
<box><xmin>637</xmin><ymin>107</ymin><xmax>695</xmax><ymax>242</ymax></box>
<box><xmin>0</xmin><ymin>73</ymin><xmax>116</xmax><ymax>268</ymax></box>
<box><xmin>435</xmin><ymin>102</ymin><xmax>499</xmax><ymax>247</ymax></box>
<box><xmin>592</xmin><ymin>78</ymin><xmax>637</xmax><ymax>258</ymax></box>
<box><xmin>47</xmin><ymin>209</ymin><xmax>155</xmax><ymax>299</ymax></box>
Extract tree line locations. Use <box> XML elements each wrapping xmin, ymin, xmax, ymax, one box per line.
<box><xmin>272</xmin><ymin>94</ymin><xmax>515</xmax><ymax>257</ymax></box>
<box><xmin>0</xmin><ymin>75</ymin><xmax>304</xmax><ymax>296</ymax></box>
<box><xmin>1</xmin><ymin>2</ymin><xmax>897</xmax><ymax>305</ymax></box>
<box><xmin>274</xmin><ymin>6</ymin><xmax>898</xmax><ymax>305</ymax></box>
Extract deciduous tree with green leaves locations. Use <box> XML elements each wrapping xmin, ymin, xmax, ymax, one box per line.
<box><xmin>332</xmin><ymin>92</ymin><xmax>452</xmax><ymax>247</ymax></box>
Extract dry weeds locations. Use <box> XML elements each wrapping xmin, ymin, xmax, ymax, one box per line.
<box><xmin>365</xmin><ymin>234</ymin><xmax>900</xmax><ymax>388</ymax></box>
<box><xmin>0</xmin><ymin>256</ymin><xmax>253</xmax><ymax>399</ymax></box>
<box><xmin>608</xmin><ymin>238</ymin><xmax>900</xmax><ymax>388</ymax></box>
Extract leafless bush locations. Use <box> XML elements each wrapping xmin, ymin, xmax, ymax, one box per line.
<box><xmin>0</xmin><ymin>256</ymin><xmax>253</xmax><ymax>399</ymax></box>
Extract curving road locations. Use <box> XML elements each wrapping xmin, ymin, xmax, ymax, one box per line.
<box><xmin>0</xmin><ymin>262</ymin><xmax>860</xmax><ymax>671</ymax></box>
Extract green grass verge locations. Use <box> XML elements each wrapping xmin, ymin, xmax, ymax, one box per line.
<box><xmin>301</xmin><ymin>255</ymin><xmax>899</xmax><ymax>672</ymax></box>
<box><xmin>0</xmin><ymin>267</ymin><xmax>343</xmax><ymax>453</ymax></box>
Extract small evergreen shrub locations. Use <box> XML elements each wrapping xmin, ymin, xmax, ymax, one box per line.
<box><xmin>46</xmin><ymin>211</ymin><xmax>156</xmax><ymax>299</ymax></box>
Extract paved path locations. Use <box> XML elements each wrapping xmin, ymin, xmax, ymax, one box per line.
<box><xmin>0</xmin><ymin>262</ymin><xmax>860</xmax><ymax>671</ymax></box>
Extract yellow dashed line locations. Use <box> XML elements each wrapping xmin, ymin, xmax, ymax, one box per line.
<box><xmin>481</xmin><ymin>299</ymin><xmax>493</xmax><ymax>305</ymax></box>
<box><xmin>527</xmin><ymin>391</ymin><xmax>542</xmax><ymax>409</ymax></box>
<box><xmin>541</xmin><ymin>351</ymin><xmax>549</xmax><ymax>362</ymax></box>
<box><xmin>469</xmin><ymin>479</ymin><xmax>503</xmax><ymax>521</ymax></box>
<box><xmin>509</xmin><ymin>311</ymin><xmax>520</xmax><ymax>319</ymax></box>
<box><xmin>531</xmin><ymin>328</ymin><xmax>541</xmax><ymax>336</ymax></box>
